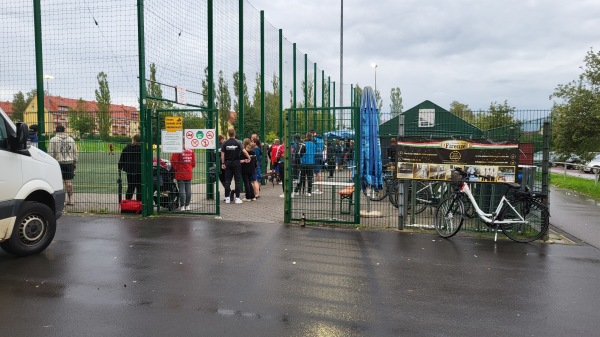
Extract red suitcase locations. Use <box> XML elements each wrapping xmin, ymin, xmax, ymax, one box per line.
<box><xmin>120</xmin><ymin>199</ymin><xmax>142</xmax><ymax>214</ymax></box>
<box><xmin>118</xmin><ymin>170</ymin><xmax>142</xmax><ymax>214</ymax></box>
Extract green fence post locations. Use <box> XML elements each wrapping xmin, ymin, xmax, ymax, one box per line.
<box><xmin>332</xmin><ymin>81</ymin><xmax>336</xmax><ymax>130</ymax></box>
<box><xmin>327</xmin><ymin>76</ymin><xmax>331</xmax><ymax>131</ymax></box>
<box><xmin>293</xmin><ymin>43</ymin><xmax>297</xmax><ymax>128</ymax></box>
<box><xmin>350</xmin><ymin>84</ymin><xmax>354</xmax><ymax>129</ymax></box>
<box><xmin>321</xmin><ymin>70</ymin><xmax>325</xmax><ymax>133</ymax></box>
<box><xmin>238</xmin><ymin>0</ymin><xmax>244</xmax><ymax>138</ymax></box>
<box><xmin>207</xmin><ymin>0</ymin><xmax>215</xmax><ymax>201</ymax></box>
<box><xmin>260</xmin><ymin>11</ymin><xmax>265</xmax><ymax>145</ymax></box>
<box><xmin>313</xmin><ymin>62</ymin><xmax>317</xmax><ymax>131</ymax></box>
<box><xmin>137</xmin><ymin>0</ymin><xmax>152</xmax><ymax>216</ymax></box>
<box><xmin>353</xmin><ymin>105</ymin><xmax>360</xmax><ymax>224</ymax></box>
<box><xmin>278</xmin><ymin>29</ymin><xmax>283</xmax><ymax>140</ymax></box>
<box><xmin>304</xmin><ymin>54</ymin><xmax>308</xmax><ymax>132</ymax></box>
<box><xmin>33</xmin><ymin>0</ymin><xmax>46</xmax><ymax>151</ymax></box>
<box><xmin>284</xmin><ymin>111</ymin><xmax>291</xmax><ymax>223</ymax></box>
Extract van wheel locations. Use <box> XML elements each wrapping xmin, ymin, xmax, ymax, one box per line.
<box><xmin>0</xmin><ymin>201</ymin><xmax>56</xmax><ymax>256</ymax></box>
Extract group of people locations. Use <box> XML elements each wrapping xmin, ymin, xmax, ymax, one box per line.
<box><xmin>47</xmin><ymin>124</ymin><xmax>357</xmax><ymax>210</ymax></box>
<box><xmin>218</xmin><ymin>128</ymin><xmax>262</xmax><ymax>204</ymax></box>
<box><xmin>258</xmin><ymin>131</ymin><xmax>355</xmax><ymax>198</ymax></box>
<box><xmin>118</xmin><ymin>134</ymin><xmax>196</xmax><ymax>211</ymax></box>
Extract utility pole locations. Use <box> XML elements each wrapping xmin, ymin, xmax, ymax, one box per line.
<box><xmin>339</xmin><ymin>0</ymin><xmax>343</xmax><ymax>128</ymax></box>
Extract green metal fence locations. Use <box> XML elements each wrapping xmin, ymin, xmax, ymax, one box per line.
<box><xmin>2</xmin><ymin>1</ymin><xmax>552</xmax><ymax>230</ymax></box>
<box><xmin>2</xmin><ymin>0</ymin><xmax>339</xmax><ymax>218</ymax></box>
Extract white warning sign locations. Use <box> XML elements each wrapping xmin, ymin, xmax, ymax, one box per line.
<box><xmin>184</xmin><ymin>129</ymin><xmax>216</xmax><ymax>150</ymax></box>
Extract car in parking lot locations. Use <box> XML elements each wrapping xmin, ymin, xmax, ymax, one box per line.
<box><xmin>550</xmin><ymin>152</ymin><xmax>583</xmax><ymax>169</ymax></box>
<box><xmin>583</xmin><ymin>153</ymin><xmax>600</xmax><ymax>174</ymax></box>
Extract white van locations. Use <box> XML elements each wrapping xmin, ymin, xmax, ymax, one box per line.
<box><xmin>0</xmin><ymin>109</ymin><xmax>65</xmax><ymax>256</ymax></box>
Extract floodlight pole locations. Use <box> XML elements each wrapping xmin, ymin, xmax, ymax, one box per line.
<box><xmin>339</xmin><ymin>0</ymin><xmax>343</xmax><ymax>128</ymax></box>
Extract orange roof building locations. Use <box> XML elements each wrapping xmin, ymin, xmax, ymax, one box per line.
<box><xmin>0</xmin><ymin>101</ymin><xmax>13</xmax><ymax>117</ymax></box>
<box><xmin>23</xmin><ymin>95</ymin><xmax>140</xmax><ymax>137</ymax></box>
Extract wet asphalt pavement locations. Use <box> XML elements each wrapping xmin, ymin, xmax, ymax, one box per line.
<box><xmin>1</xmin><ymin>214</ymin><xmax>600</xmax><ymax>337</ymax></box>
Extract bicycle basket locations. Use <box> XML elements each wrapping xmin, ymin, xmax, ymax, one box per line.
<box><xmin>451</xmin><ymin>170</ymin><xmax>464</xmax><ymax>189</ymax></box>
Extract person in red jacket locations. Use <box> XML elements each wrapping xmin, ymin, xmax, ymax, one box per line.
<box><xmin>171</xmin><ymin>145</ymin><xmax>196</xmax><ymax>211</ymax></box>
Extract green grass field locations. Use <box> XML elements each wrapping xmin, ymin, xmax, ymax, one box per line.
<box><xmin>550</xmin><ymin>173</ymin><xmax>600</xmax><ymax>200</ymax></box>
<box><xmin>73</xmin><ymin>141</ymin><xmax>211</xmax><ymax>194</ymax></box>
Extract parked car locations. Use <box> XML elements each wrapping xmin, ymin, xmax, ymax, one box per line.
<box><xmin>552</xmin><ymin>153</ymin><xmax>583</xmax><ymax>169</ymax></box>
<box><xmin>583</xmin><ymin>153</ymin><xmax>600</xmax><ymax>174</ymax></box>
<box><xmin>533</xmin><ymin>151</ymin><xmax>554</xmax><ymax>166</ymax></box>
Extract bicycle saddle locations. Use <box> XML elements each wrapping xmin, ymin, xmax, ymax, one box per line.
<box><xmin>504</xmin><ymin>182</ymin><xmax>521</xmax><ymax>190</ymax></box>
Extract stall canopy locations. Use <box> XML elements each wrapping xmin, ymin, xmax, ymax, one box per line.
<box><xmin>323</xmin><ymin>129</ymin><xmax>355</xmax><ymax>140</ymax></box>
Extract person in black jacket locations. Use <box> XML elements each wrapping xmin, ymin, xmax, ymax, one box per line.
<box><xmin>118</xmin><ymin>134</ymin><xmax>142</xmax><ymax>201</ymax></box>
<box><xmin>241</xmin><ymin>138</ymin><xmax>256</xmax><ymax>201</ymax></box>
<box><xmin>221</xmin><ymin>128</ymin><xmax>251</xmax><ymax>204</ymax></box>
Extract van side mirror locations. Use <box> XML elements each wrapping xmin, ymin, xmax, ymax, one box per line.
<box><xmin>11</xmin><ymin>122</ymin><xmax>29</xmax><ymax>151</ymax></box>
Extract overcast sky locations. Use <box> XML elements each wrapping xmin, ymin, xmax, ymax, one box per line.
<box><xmin>249</xmin><ymin>0</ymin><xmax>599</xmax><ymax>112</ymax></box>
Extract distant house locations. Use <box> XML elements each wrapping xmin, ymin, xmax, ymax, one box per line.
<box><xmin>23</xmin><ymin>95</ymin><xmax>139</xmax><ymax>137</ymax></box>
<box><xmin>379</xmin><ymin>100</ymin><xmax>484</xmax><ymax>139</ymax></box>
<box><xmin>378</xmin><ymin>100</ymin><xmax>485</xmax><ymax>154</ymax></box>
<box><xmin>0</xmin><ymin>101</ymin><xmax>13</xmax><ymax>118</ymax></box>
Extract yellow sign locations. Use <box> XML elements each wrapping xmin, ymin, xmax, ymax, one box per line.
<box><xmin>165</xmin><ymin>116</ymin><xmax>183</xmax><ymax>132</ymax></box>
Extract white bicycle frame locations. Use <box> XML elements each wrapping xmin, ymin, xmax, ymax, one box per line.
<box><xmin>458</xmin><ymin>182</ymin><xmax>527</xmax><ymax>241</ymax></box>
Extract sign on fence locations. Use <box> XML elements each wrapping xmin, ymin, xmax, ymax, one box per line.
<box><xmin>165</xmin><ymin>116</ymin><xmax>183</xmax><ymax>132</ymax></box>
<box><xmin>395</xmin><ymin>138</ymin><xmax>519</xmax><ymax>183</ymax></box>
<box><xmin>161</xmin><ymin>130</ymin><xmax>183</xmax><ymax>153</ymax></box>
<box><xmin>184</xmin><ymin>129</ymin><xmax>216</xmax><ymax>150</ymax></box>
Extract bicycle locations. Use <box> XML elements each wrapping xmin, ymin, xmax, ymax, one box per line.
<box><xmin>412</xmin><ymin>180</ymin><xmax>477</xmax><ymax>217</ymax></box>
<box><xmin>362</xmin><ymin>169</ymin><xmax>431</xmax><ymax>213</ymax></box>
<box><xmin>262</xmin><ymin>169</ymin><xmax>280</xmax><ymax>187</ymax></box>
<box><xmin>435</xmin><ymin>167</ymin><xmax>549</xmax><ymax>242</ymax></box>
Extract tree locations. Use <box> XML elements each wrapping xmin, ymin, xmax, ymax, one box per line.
<box><xmin>389</xmin><ymin>87</ymin><xmax>403</xmax><ymax>118</ymax></box>
<box><xmin>550</xmin><ymin>49</ymin><xmax>600</xmax><ymax>157</ymax></box>
<box><xmin>354</xmin><ymin>84</ymin><xmax>363</xmax><ymax>107</ymax></box>
<box><xmin>375</xmin><ymin>89</ymin><xmax>383</xmax><ymax>119</ymax></box>
<box><xmin>472</xmin><ymin>100</ymin><xmax>516</xmax><ymax>131</ymax></box>
<box><xmin>232</xmin><ymin>71</ymin><xmax>252</xmax><ymax>138</ymax></box>
<box><xmin>147</xmin><ymin>63</ymin><xmax>164</xmax><ymax>111</ymax></box>
<box><xmin>216</xmin><ymin>70</ymin><xmax>231</xmax><ymax>136</ymax></box>
<box><xmin>68</xmin><ymin>99</ymin><xmax>95</xmax><ymax>138</ymax></box>
<box><xmin>95</xmin><ymin>71</ymin><xmax>112</xmax><ymax>141</ymax></box>
<box><xmin>11</xmin><ymin>91</ymin><xmax>27</xmax><ymax>121</ymax></box>
<box><xmin>245</xmin><ymin>73</ymin><xmax>262</xmax><ymax>138</ymax></box>
<box><xmin>264</xmin><ymin>74</ymin><xmax>280</xmax><ymax>136</ymax></box>
<box><xmin>25</xmin><ymin>89</ymin><xmax>38</xmax><ymax>105</ymax></box>
<box><xmin>449</xmin><ymin>101</ymin><xmax>475</xmax><ymax>123</ymax></box>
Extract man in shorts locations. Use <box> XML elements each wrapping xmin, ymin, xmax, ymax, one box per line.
<box><xmin>48</xmin><ymin>125</ymin><xmax>78</xmax><ymax>205</ymax></box>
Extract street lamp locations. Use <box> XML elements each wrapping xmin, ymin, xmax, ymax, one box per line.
<box><xmin>44</xmin><ymin>74</ymin><xmax>54</xmax><ymax>95</ymax></box>
<box><xmin>371</xmin><ymin>63</ymin><xmax>377</xmax><ymax>94</ymax></box>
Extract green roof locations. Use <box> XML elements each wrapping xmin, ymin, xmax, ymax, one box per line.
<box><xmin>380</xmin><ymin>100</ymin><xmax>484</xmax><ymax>138</ymax></box>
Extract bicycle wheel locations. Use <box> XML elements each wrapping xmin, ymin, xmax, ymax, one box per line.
<box><xmin>434</xmin><ymin>196</ymin><xmax>465</xmax><ymax>238</ymax></box>
<box><xmin>363</xmin><ymin>184</ymin><xmax>387</xmax><ymax>201</ymax></box>
<box><xmin>388</xmin><ymin>183</ymin><xmax>398</xmax><ymax>207</ymax></box>
<box><xmin>500</xmin><ymin>199</ymin><xmax>549</xmax><ymax>242</ymax></box>
<box><xmin>410</xmin><ymin>181</ymin><xmax>430</xmax><ymax>214</ymax></box>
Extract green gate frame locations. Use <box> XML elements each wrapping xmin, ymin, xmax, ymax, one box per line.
<box><xmin>149</xmin><ymin>106</ymin><xmax>219</xmax><ymax>216</ymax></box>
<box><xmin>284</xmin><ymin>106</ymin><xmax>360</xmax><ymax>225</ymax></box>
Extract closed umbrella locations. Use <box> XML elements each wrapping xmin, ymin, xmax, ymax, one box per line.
<box><xmin>360</xmin><ymin>86</ymin><xmax>383</xmax><ymax>190</ymax></box>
